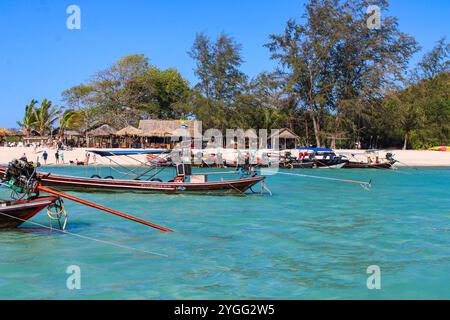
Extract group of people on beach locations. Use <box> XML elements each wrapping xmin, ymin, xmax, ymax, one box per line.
<box><xmin>37</xmin><ymin>149</ymin><xmax>65</xmax><ymax>165</ymax></box>
<box><xmin>19</xmin><ymin>148</ymin><xmax>96</xmax><ymax>166</ymax></box>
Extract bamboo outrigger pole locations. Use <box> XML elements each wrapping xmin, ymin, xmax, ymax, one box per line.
<box><xmin>37</xmin><ymin>186</ymin><xmax>174</xmax><ymax>232</ymax></box>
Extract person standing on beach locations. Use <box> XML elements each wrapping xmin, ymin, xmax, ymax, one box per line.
<box><xmin>42</xmin><ymin>150</ymin><xmax>48</xmax><ymax>165</ymax></box>
<box><xmin>55</xmin><ymin>151</ymin><xmax>60</xmax><ymax>164</ymax></box>
<box><xmin>60</xmin><ymin>151</ymin><xmax>65</xmax><ymax>164</ymax></box>
<box><xmin>19</xmin><ymin>153</ymin><xmax>28</xmax><ymax>162</ymax></box>
<box><xmin>85</xmin><ymin>152</ymin><xmax>91</xmax><ymax>165</ymax></box>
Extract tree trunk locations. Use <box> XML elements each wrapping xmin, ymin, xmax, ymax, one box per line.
<box><xmin>84</xmin><ymin>116</ymin><xmax>90</xmax><ymax>148</ymax></box>
<box><xmin>305</xmin><ymin>119</ymin><xmax>309</xmax><ymax>146</ymax></box>
<box><xmin>312</xmin><ymin>115</ymin><xmax>322</xmax><ymax>147</ymax></box>
<box><xmin>331</xmin><ymin>116</ymin><xmax>340</xmax><ymax>149</ymax></box>
<box><xmin>403</xmin><ymin>132</ymin><xmax>408</xmax><ymax>150</ymax></box>
<box><xmin>330</xmin><ymin>135</ymin><xmax>337</xmax><ymax>149</ymax></box>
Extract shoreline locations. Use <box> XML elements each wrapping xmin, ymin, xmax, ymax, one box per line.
<box><xmin>1</xmin><ymin>147</ymin><xmax>449</xmax><ymax>167</ymax></box>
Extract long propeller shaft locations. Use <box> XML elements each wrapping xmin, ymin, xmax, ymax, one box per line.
<box><xmin>37</xmin><ymin>186</ymin><xmax>174</xmax><ymax>232</ymax></box>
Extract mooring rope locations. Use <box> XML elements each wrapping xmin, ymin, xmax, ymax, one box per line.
<box><xmin>0</xmin><ymin>211</ymin><xmax>168</xmax><ymax>257</ymax></box>
<box><xmin>274</xmin><ymin>171</ymin><xmax>372</xmax><ymax>189</ymax></box>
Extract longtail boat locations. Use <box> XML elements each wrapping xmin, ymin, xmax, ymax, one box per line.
<box><xmin>0</xmin><ymin>159</ymin><xmax>173</xmax><ymax>232</ymax></box>
<box><xmin>0</xmin><ymin>196</ymin><xmax>58</xmax><ymax>229</ymax></box>
<box><xmin>278</xmin><ymin>148</ymin><xmax>349</xmax><ymax>169</ymax></box>
<box><xmin>343</xmin><ymin>162</ymin><xmax>395</xmax><ymax>169</ymax></box>
<box><xmin>0</xmin><ymin>166</ymin><xmax>264</xmax><ymax>194</ymax></box>
<box><xmin>0</xmin><ymin>149</ymin><xmax>266</xmax><ymax>195</ymax></box>
<box><xmin>341</xmin><ymin>152</ymin><xmax>398</xmax><ymax>169</ymax></box>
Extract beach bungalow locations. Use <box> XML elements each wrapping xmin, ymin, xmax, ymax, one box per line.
<box><xmin>268</xmin><ymin>128</ymin><xmax>300</xmax><ymax>150</ymax></box>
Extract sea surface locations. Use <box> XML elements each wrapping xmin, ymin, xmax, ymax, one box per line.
<box><xmin>0</xmin><ymin>166</ymin><xmax>449</xmax><ymax>300</ymax></box>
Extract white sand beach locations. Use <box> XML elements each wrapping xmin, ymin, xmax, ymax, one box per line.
<box><xmin>1</xmin><ymin>146</ymin><xmax>449</xmax><ymax>167</ymax></box>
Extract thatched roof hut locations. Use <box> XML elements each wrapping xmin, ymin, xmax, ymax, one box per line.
<box><xmin>65</xmin><ymin>130</ymin><xmax>82</xmax><ymax>137</ymax></box>
<box><xmin>116</xmin><ymin>125</ymin><xmax>143</xmax><ymax>136</ymax></box>
<box><xmin>268</xmin><ymin>128</ymin><xmax>300</xmax><ymax>140</ymax></box>
<box><xmin>140</xmin><ymin>130</ymin><xmax>174</xmax><ymax>138</ymax></box>
<box><xmin>0</xmin><ymin>128</ymin><xmax>11</xmax><ymax>137</ymax></box>
<box><xmin>268</xmin><ymin>128</ymin><xmax>300</xmax><ymax>149</ymax></box>
<box><xmin>138</xmin><ymin>120</ymin><xmax>201</xmax><ymax>138</ymax></box>
<box><xmin>87</xmin><ymin>124</ymin><xmax>117</xmax><ymax>137</ymax></box>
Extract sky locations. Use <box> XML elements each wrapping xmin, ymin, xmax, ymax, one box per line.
<box><xmin>1</xmin><ymin>0</ymin><xmax>449</xmax><ymax>128</ymax></box>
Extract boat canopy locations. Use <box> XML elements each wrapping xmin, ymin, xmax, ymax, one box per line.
<box><xmin>296</xmin><ymin>147</ymin><xmax>334</xmax><ymax>153</ymax></box>
<box><xmin>86</xmin><ymin>149</ymin><xmax>171</xmax><ymax>157</ymax></box>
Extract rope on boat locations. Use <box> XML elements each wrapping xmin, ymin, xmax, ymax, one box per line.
<box><xmin>46</xmin><ymin>198</ymin><xmax>68</xmax><ymax>231</ymax></box>
<box><xmin>275</xmin><ymin>172</ymin><xmax>372</xmax><ymax>189</ymax></box>
<box><xmin>395</xmin><ymin>160</ymin><xmax>419</xmax><ymax>171</ymax></box>
<box><xmin>0</xmin><ymin>211</ymin><xmax>168</xmax><ymax>257</ymax></box>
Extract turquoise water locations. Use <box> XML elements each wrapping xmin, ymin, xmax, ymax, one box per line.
<box><xmin>0</xmin><ymin>166</ymin><xmax>449</xmax><ymax>299</ymax></box>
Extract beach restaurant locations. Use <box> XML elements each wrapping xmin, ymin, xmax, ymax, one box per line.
<box><xmin>84</xmin><ymin>120</ymin><xmax>201</xmax><ymax>149</ymax></box>
<box><xmin>137</xmin><ymin>119</ymin><xmax>202</xmax><ymax>149</ymax></box>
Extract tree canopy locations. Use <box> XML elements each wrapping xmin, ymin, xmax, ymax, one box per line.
<box><xmin>16</xmin><ymin>0</ymin><xmax>450</xmax><ymax>149</ymax></box>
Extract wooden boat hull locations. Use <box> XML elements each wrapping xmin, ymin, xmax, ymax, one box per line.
<box><xmin>343</xmin><ymin>162</ymin><xmax>394</xmax><ymax>169</ymax></box>
<box><xmin>0</xmin><ymin>197</ymin><xmax>57</xmax><ymax>229</ymax></box>
<box><xmin>279</xmin><ymin>159</ymin><xmax>347</xmax><ymax>169</ymax></box>
<box><xmin>280</xmin><ymin>162</ymin><xmax>315</xmax><ymax>169</ymax></box>
<box><xmin>0</xmin><ymin>167</ymin><xmax>264</xmax><ymax>194</ymax></box>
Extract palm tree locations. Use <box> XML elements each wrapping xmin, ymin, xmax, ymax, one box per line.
<box><xmin>17</xmin><ymin>100</ymin><xmax>38</xmax><ymax>137</ymax></box>
<box><xmin>33</xmin><ymin>99</ymin><xmax>58</xmax><ymax>137</ymax></box>
<box><xmin>58</xmin><ymin>108</ymin><xmax>82</xmax><ymax>139</ymax></box>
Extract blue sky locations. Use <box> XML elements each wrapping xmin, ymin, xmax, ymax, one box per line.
<box><xmin>1</xmin><ymin>0</ymin><xmax>449</xmax><ymax>128</ymax></box>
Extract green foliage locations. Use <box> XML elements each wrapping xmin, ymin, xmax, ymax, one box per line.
<box><xmin>11</xmin><ymin>1</ymin><xmax>440</xmax><ymax>151</ymax></box>
<box><xmin>60</xmin><ymin>55</ymin><xmax>192</xmax><ymax>128</ymax></box>
<box><xmin>189</xmin><ymin>32</ymin><xmax>247</xmax><ymax>102</ymax></box>
<box><xmin>58</xmin><ymin>109</ymin><xmax>84</xmax><ymax>137</ymax></box>
<box><xmin>17</xmin><ymin>100</ymin><xmax>38</xmax><ymax>137</ymax></box>
<box><xmin>416</xmin><ymin>38</ymin><xmax>450</xmax><ymax>80</ymax></box>
<box><xmin>266</xmin><ymin>0</ymin><xmax>419</xmax><ymax>147</ymax></box>
<box><xmin>384</xmin><ymin>72</ymin><xmax>450</xmax><ymax>149</ymax></box>
<box><xmin>33</xmin><ymin>99</ymin><xmax>58</xmax><ymax>136</ymax></box>
<box><xmin>126</xmin><ymin>67</ymin><xmax>192</xmax><ymax>119</ymax></box>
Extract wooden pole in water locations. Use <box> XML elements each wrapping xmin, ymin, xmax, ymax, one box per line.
<box><xmin>37</xmin><ymin>186</ymin><xmax>174</xmax><ymax>232</ymax></box>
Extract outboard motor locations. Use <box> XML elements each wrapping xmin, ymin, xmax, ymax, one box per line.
<box><xmin>3</xmin><ymin>159</ymin><xmax>39</xmax><ymax>196</ymax></box>
<box><xmin>386</xmin><ymin>153</ymin><xmax>397</xmax><ymax>164</ymax></box>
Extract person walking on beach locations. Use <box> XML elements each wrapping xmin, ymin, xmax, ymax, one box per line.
<box><xmin>42</xmin><ymin>150</ymin><xmax>48</xmax><ymax>165</ymax></box>
<box><xmin>55</xmin><ymin>151</ymin><xmax>60</xmax><ymax>164</ymax></box>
